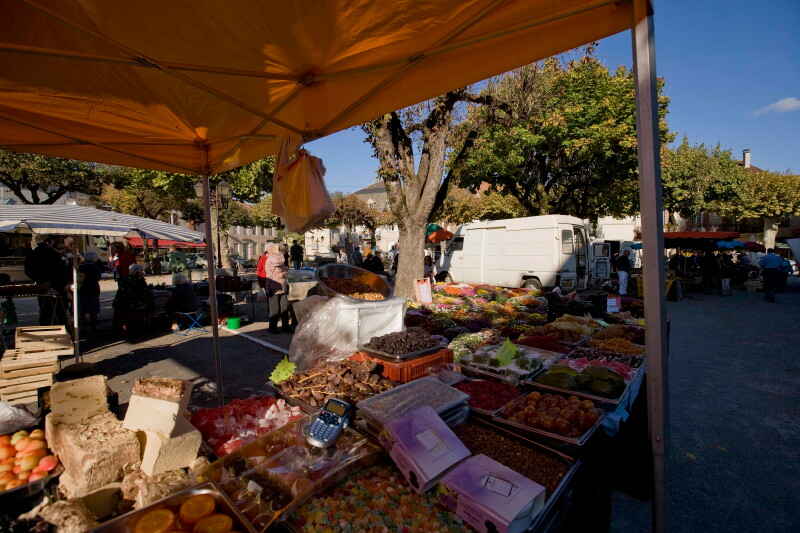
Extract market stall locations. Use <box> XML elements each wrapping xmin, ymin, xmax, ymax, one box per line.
<box><xmin>1</xmin><ymin>0</ymin><xmax>669</xmax><ymax>530</ymax></box>
<box><xmin>2</xmin><ymin>276</ymin><xmax>650</xmax><ymax>533</ymax></box>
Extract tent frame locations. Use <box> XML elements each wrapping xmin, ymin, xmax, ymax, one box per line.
<box><xmin>632</xmin><ymin>2</ymin><xmax>668</xmax><ymax>532</ymax></box>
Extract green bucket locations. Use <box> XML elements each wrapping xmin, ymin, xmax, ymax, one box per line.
<box><xmin>226</xmin><ymin>316</ymin><xmax>242</xmax><ymax>330</ymax></box>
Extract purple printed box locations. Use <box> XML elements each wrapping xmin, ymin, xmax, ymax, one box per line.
<box><xmin>438</xmin><ymin>454</ymin><xmax>546</xmax><ymax>533</ymax></box>
<box><xmin>382</xmin><ymin>405</ymin><xmax>470</xmax><ymax>493</ymax></box>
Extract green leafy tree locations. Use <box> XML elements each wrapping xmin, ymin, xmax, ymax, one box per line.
<box><xmin>660</xmin><ymin>138</ymin><xmax>745</xmax><ymax>224</ymax></box>
<box><xmin>0</xmin><ymin>150</ymin><xmax>109</xmax><ymax>204</ymax></box>
<box><xmin>730</xmin><ymin>171</ymin><xmax>800</xmax><ymax>250</ymax></box>
<box><xmin>455</xmin><ymin>54</ymin><xmax>671</xmax><ymax>220</ymax></box>
<box><xmin>250</xmin><ymin>195</ymin><xmax>282</xmax><ymax>228</ymax></box>
<box><xmin>434</xmin><ymin>188</ymin><xmax>527</xmax><ymax>225</ymax></box>
<box><xmin>218</xmin><ymin>157</ymin><xmax>275</xmax><ymax>203</ymax></box>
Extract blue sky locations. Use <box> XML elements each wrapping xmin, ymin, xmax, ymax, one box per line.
<box><xmin>308</xmin><ymin>0</ymin><xmax>800</xmax><ymax>193</ymax></box>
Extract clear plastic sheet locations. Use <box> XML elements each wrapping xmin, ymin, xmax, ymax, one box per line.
<box><xmin>0</xmin><ymin>401</ymin><xmax>37</xmax><ymax>434</ymax></box>
<box><xmin>288</xmin><ymin>295</ymin><xmax>405</xmax><ymax>371</ymax></box>
<box><xmin>356</xmin><ymin>377</ymin><xmax>469</xmax><ymax>427</ymax></box>
<box><xmin>201</xmin><ymin>416</ymin><xmax>380</xmax><ymax>532</ymax></box>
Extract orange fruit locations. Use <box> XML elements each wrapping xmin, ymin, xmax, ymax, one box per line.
<box><xmin>193</xmin><ymin>514</ymin><xmax>233</xmax><ymax>533</ymax></box>
<box><xmin>179</xmin><ymin>495</ymin><xmax>216</xmax><ymax>524</ymax></box>
<box><xmin>134</xmin><ymin>508</ymin><xmax>176</xmax><ymax>533</ymax></box>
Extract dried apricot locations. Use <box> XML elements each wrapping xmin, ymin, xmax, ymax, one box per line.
<box><xmin>193</xmin><ymin>513</ymin><xmax>232</xmax><ymax>533</ymax></box>
<box><xmin>179</xmin><ymin>494</ymin><xmax>216</xmax><ymax>524</ymax></box>
<box><xmin>134</xmin><ymin>508</ymin><xmax>175</xmax><ymax>533</ymax></box>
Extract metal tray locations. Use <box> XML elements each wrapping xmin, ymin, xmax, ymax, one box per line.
<box><xmin>523</xmin><ymin>362</ymin><xmax>646</xmax><ymax>409</ymax></box>
<box><xmin>492</xmin><ymin>391</ymin><xmax>605</xmax><ymax>448</ymax></box>
<box><xmin>91</xmin><ymin>482</ymin><xmax>255</xmax><ymax>533</ymax></box>
<box><xmin>357</xmin><ymin>341</ymin><xmax>447</xmax><ymax>361</ymax></box>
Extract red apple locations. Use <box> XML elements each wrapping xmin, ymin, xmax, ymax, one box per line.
<box><xmin>27</xmin><ymin>471</ymin><xmax>47</xmax><ymax>482</ymax></box>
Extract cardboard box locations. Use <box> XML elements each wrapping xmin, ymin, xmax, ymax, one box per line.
<box><xmin>381</xmin><ymin>406</ymin><xmax>470</xmax><ymax>493</ymax></box>
<box><xmin>438</xmin><ymin>454</ymin><xmax>546</xmax><ymax>533</ymax></box>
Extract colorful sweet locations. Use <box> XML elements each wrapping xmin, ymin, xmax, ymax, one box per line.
<box><xmin>500</xmin><ymin>392</ymin><xmax>601</xmax><ymax>438</ymax></box>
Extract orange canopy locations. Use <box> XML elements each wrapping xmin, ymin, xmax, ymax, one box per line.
<box><xmin>0</xmin><ymin>0</ymin><xmax>644</xmax><ymax>175</ymax></box>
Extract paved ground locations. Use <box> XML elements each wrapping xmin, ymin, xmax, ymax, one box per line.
<box><xmin>610</xmin><ymin>279</ymin><xmax>800</xmax><ymax>532</ymax></box>
<box><xmin>12</xmin><ymin>277</ymin><xmax>799</xmax><ymax>531</ymax></box>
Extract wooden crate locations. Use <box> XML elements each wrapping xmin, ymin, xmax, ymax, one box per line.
<box><xmin>0</xmin><ymin>349</ymin><xmax>59</xmax><ymax>379</ymax></box>
<box><xmin>0</xmin><ymin>373</ymin><xmax>53</xmax><ymax>405</ymax></box>
<box><xmin>15</xmin><ymin>325</ymin><xmax>73</xmax><ymax>356</ymax></box>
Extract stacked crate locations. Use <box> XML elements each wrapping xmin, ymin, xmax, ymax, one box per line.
<box><xmin>0</xmin><ymin>326</ymin><xmax>67</xmax><ymax>405</ymax></box>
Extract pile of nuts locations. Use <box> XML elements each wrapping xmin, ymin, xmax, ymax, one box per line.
<box><xmin>323</xmin><ymin>278</ymin><xmax>385</xmax><ymax>300</ymax></box>
<box><xmin>364</xmin><ymin>328</ymin><xmax>440</xmax><ymax>355</ymax></box>
<box><xmin>453</xmin><ymin>422</ymin><xmax>569</xmax><ymax>495</ymax></box>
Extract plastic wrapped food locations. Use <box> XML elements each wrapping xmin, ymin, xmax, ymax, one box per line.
<box><xmin>201</xmin><ymin>418</ymin><xmax>381</xmax><ymax>531</ymax></box>
<box><xmin>288</xmin><ymin>463</ymin><xmax>464</xmax><ymax>531</ymax></box>
<box><xmin>356</xmin><ymin>377</ymin><xmax>468</xmax><ymax>427</ymax></box>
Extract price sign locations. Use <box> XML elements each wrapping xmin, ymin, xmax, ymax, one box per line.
<box><xmin>415</xmin><ymin>278</ymin><xmax>433</xmax><ymax>304</ymax></box>
<box><xmin>607</xmin><ymin>296</ymin><xmax>621</xmax><ymax>313</ymax></box>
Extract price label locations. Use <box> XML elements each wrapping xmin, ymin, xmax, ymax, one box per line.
<box><xmin>607</xmin><ymin>296</ymin><xmax>621</xmax><ymax>313</ymax></box>
<box><xmin>415</xmin><ymin>278</ymin><xmax>433</xmax><ymax>304</ymax></box>
<box><xmin>483</xmin><ymin>475</ymin><xmax>515</xmax><ymax>497</ymax></box>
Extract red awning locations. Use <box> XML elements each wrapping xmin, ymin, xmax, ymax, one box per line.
<box><xmin>663</xmin><ymin>232</ymin><xmax>740</xmax><ymax>240</ymax></box>
<box><xmin>126</xmin><ymin>237</ymin><xmax>206</xmax><ymax>249</ymax></box>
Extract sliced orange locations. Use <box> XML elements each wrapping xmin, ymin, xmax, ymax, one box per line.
<box><xmin>193</xmin><ymin>513</ymin><xmax>233</xmax><ymax>533</ymax></box>
<box><xmin>179</xmin><ymin>494</ymin><xmax>216</xmax><ymax>524</ymax></box>
<box><xmin>134</xmin><ymin>508</ymin><xmax>176</xmax><ymax>533</ymax></box>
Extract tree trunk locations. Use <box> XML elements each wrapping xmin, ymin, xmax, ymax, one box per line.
<box><xmin>394</xmin><ymin>222</ymin><xmax>426</xmax><ymax>300</ymax></box>
<box><xmin>763</xmin><ymin>217</ymin><xmax>779</xmax><ymax>250</ymax></box>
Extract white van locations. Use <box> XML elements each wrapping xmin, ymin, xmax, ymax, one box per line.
<box><xmin>437</xmin><ymin>215</ymin><xmax>591</xmax><ymax>291</ymax></box>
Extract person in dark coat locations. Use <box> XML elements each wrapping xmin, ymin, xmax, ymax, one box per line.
<box><xmin>78</xmin><ymin>251</ymin><xmax>103</xmax><ymax>335</ymax></box>
<box><xmin>362</xmin><ymin>247</ymin><xmax>384</xmax><ymax>275</ymax></box>
<box><xmin>25</xmin><ymin>237</ymin><xmax>70</xmax><ymax>325</ymax></box>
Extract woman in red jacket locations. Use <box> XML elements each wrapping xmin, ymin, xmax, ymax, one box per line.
<box><xmin>256</xmin><ymin>247</ymin><xmax>269</xmax><ymax>289</ymax></box>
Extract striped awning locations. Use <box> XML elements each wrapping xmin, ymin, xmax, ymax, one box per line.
<box><xmin>0</xmin><ymin>205</ymin><xmax>203</xmax><ymax>242</ymax></box>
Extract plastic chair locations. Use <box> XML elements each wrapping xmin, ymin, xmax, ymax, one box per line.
<box><xmin>173</xmin><ymin>311</ymin><xmax>207</xmax><ymax>335</ymax></box>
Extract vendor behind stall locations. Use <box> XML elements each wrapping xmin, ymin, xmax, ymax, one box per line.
<box><xmin>113</xmin><ymin>263</ymin><xmax>154</xmax><ymax>337</ymax></box>
<box><xmin>25</xmin><ymin>236</ymin><xmax>70</xmax><ymax>325</ymax></box>
<box><xmin>79</xmin><ymin>250</ymin><xmax>102</xmax><ymax>335</ymax></box>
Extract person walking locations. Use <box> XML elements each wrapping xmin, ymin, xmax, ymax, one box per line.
<box><xmin>423</xmin><ymin>255</ymin><xmax>435</xmax><ymax>282</ymax></box>
<box><xmin>264</xmin><ymin>243</ymin><xmax>295</xmax><ymax>333</ymax></box>
<box><xmin>759</xmin><ymin>248</ymin><xmax>783</xmax><ymax>303</ymax></box>
<box><xmin>362</xmin><ymin>247</ymin><xmax>384</xmax><ymax>275</ymax></box>
<box><xmin>615</xmin><ymin>248</ymin><xmax>632</xmax><ymax>296</ymax></box>
<box><xmin>289</xmin><ymin>240</ymin><xmax>304</xmax><ymax>270</ymax></box>
<box><xmin>256</xmin><ymin>246</ymin><xmax>269</xmax><ymax>290</ymax></box>
<box><xmin>113</xmin><ymin>243</ymin><xmax>136</xmax><ymax>282</ymax></box>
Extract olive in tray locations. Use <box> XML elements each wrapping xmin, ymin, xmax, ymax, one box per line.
<box><xmin>363</xmin><ymin>327</ymin><xmax>441</xmax><ymax>355</ymax></box>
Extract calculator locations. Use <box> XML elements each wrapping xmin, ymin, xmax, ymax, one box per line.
<box><xmin>305</xmin><ymin>398</ymin><xmax>354</xmax><ymax>448</ymax></box>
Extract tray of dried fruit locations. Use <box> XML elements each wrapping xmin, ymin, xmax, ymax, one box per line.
<box><xmin>274</xmin><ymin>359</ymin><xmax>396</xmax><ymax>414</ymax></box>
<box><xmin>451</xmin><ymin>376</ymin><xmax>525</xmax><ymax>417</ymax></box>
<box><xmin>317</xmin><ymin>264</ymin><xmax>392</xmax><ymax>302</ymax></box>
<box><xmin>525</xmin><ymin>356</ymin><xmax>646</xmax><ymax>408</ymax></box>
<box><xmin>91</xmin><ymin>482</ymin><xmax>253</xmax><ymax>533</ymax></box>
<box><xmin>358</xmin><ymin>327</ymin><xmax>448</xmax><ymax>361</ymax></box>
<box><xmin>452</xmin><ymin>416</ymin><xmax>581</xmax><ymax>530</ymax></box>
<box><xmin>491</xmin><ymin>390</ymin><xmax>605</xmax><ymax>448</ymax></box>
<box><xmin>196</xmin><ymin>417</ymin><xmax>382</xmax><ymax>532</ymax></box>
<box><xmin>0</xmin><ymin>428</ymin><xmax>63</xmax><ymax>504</ymax></box>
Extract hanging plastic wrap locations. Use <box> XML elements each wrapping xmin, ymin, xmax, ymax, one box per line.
<box><xmin>272</xmin><ymin>137</ymin><xmax>335</xmax><ymax>233</ymax></box>
<box><xmin>288</xmin><ymin>294</ymin><xmax>406</xmax><ymax>371</ymax></box>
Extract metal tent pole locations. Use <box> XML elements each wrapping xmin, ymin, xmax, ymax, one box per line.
<box><xmin>631</xmin><ymin>2</ymin><xmax>668</xmax><ymax>533</ymax></box>
<box><xmin>202</xmin><ymin>176</ymin><xmax>225</xmax><ymax>407</ymax></box>
<box><xmin>72</xmin><ymin>257</ymin><xmax>80</xmax><ymax>363</ymax></box>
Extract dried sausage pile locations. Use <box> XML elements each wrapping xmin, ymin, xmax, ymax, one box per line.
<box><xmin>277</xmin><ymin>360</ymin><xmax>394</xmax><ymax>407</ymax></box>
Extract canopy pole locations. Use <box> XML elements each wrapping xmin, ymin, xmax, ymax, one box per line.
<box><xmin>631</xmin><ymin>3</ymin><xmax>668</xmax><ymax>533</ymax></box>
<box><xmin>202</xmin><ymin>175</ymin><xmax>225</xmax><ymax>407</ymax></box>
<box><xmin>72</xmin><ymin>257</ymin><xmax>80</xmax><ymax>363</ymax></box>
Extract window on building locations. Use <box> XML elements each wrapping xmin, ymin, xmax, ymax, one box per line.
<box><xmin>561</xmin><ymin>230</ymin><xmax>574</xmax><ymax>254</ymax></box>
